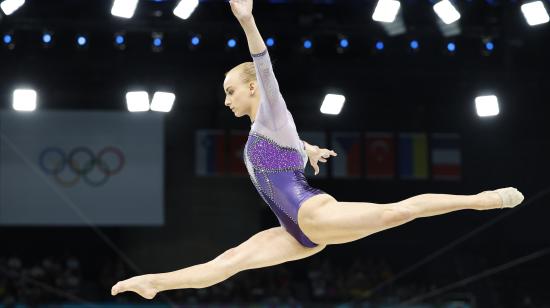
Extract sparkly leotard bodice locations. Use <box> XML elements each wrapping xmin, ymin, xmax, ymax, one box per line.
<box><xmin>243</xmin><ymin>49</ymin><xmax>325</xmax><ymax>248</ymax></box>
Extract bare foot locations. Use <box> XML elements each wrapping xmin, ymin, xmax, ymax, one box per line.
<box><xmin>111</xmin><ymin>274</ymin><xmax>159</xmax><ymax>299</ymax></box>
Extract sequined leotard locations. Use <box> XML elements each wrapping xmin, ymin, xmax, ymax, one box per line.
<box><xmin>244</xmin><ymin>48</ymin><xmax>326</xmax><ymax>248</ymax></box>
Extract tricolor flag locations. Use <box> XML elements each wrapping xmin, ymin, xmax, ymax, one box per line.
<box><xmin>195</xmin><ymin>129</ymin><xmax>225</xmax><ymax>176</ymax></box>
<box><xmin>365</xmin><ymin>132</ymin><xmax>395</xmax><ymax>179</ymax></box>
<box><xmin>300</xmin><ymin>131</ymin><xmax>328</xmax><ymax>178</ymax></box>
<box><xmin>229</xmin><ymin>130</ymin><xmax>248</xmax><ymax>176</ymax></box>
<box><xmin>398</xmin><ymin>133</ymin><xmax>428</xmax><ymax>180</ymax></box>
<box><xmin>331</xmin><ymin>132</ymin><xmax>362</xmax><ymax>178</ymax></box>
<box><xmin>431</xmin><ymin>133</ymin><xmax>461</xmax><ymax>181</ymax></box>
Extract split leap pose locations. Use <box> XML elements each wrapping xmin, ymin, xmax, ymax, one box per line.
<box><xmin>112</xmin><ymin>0</ymin><xmax>524</xmax><ymax>299</ymax></box>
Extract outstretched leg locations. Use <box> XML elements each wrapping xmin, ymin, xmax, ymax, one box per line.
<box><xmin>111</xmin><ymin>227</ymin><xmax>325</xmax><ymax>299</ymax></box>
<box><xmin>298</xmin><ymin>188</ymin><xmax>524</xmax><ymax>245</ymax></box>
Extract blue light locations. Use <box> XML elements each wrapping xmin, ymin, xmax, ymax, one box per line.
<box><xmin>227</xmin><ymin>38</ymin><xmax>237</xmax><ymax>48</ymax></box>
<box><xmin>410</xmin><ymin>40</ymin><xmax>419</xmax><ymax>49</ymax></box>
<box><xmin>266</xmin><ymin>37</ymin><xmax>275</xmax><ymax>47</ymax></box>
<box><xmin>375</xmin><ymin>41</ymin><xmax>384</xmax><ymax>50</ymax></box>
<box><xmin>339</xmin><ymin>39</ymin><xmax>349</xmax><ymax>48</ymax></box>
<box><xmin>447</xmin><ymin>42</ymin><xmax>456</xmax><ymax>52</ymax></box>
<box><xmin>42</xmin><ymin>34</ymin><xmax>52</xmax><ymax>44</ymax></box>
<box><xmin>3</xmin><ymin>34</ymin><xmax>13</xmax><ymax>44</ymax></box>
<box><xmin>115</xmin><ymin>35</ymin><xmax>125</xmax><ymax>45</ymax></box>
<box><xmin>485</xmin><ymin>41</ymin><xmax>494</xmax><ymax>51</ymax></box>
<box><xmin>303</xmin><ymin>40</ymin><xmax>312</xmax><ymax>49</ymax></box>
<box><xmin>191</xmin><ymin>36</ymin><xmax>200</xmax><ymax>46</ymax></box>
<box><xmin>77</xmin><ymin>36</ymin><xmax>87</xmax><ymax>46</ymax></box>
<box><xmin>153</xmin><ymin>38</ymin><xmax>162</xmax><ymax>47</ymax></box>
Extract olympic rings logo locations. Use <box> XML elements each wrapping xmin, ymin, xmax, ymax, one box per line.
<box><xmin>38</xmin><ymin>146</ymin><xmax>125</xmax><ymax>187</ymax></box>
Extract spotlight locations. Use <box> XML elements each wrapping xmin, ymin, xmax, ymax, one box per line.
<box><xmin>521</xmin><ymin>1</ymin><xmax>549</xmax><ymax>26</ymax></box>
<box><xmin>111</xmin><ymin>0</ymin><xmax>138</xmax><ymax>19</ymax></box>
<box><xmin>339</xmin><ymin>38</ymin><xmax>349</xmax><ymax>48</ymax></box>
<box><xmin>173</xmin><ymin>0</ymin><xmax>199</xmax><ymax>20</ymax></box>
<box><xmin>433</xmin><ymin>0</ymin><xmax>461</xmax><ymax>24</ymax></box>
<box><xmin>152</xmin><ymin>32</ymin><xmax>163</xmax><ymax>52</ymax></box>
<box><xmin>126</xmin><ymin>91</ymin><xmax>150</xmax><ymax>112</ymax></box>
<box><xmin>191</xmin><ymin>35</ymin><xmax>200</xmax><ymax>46</ymax></box>
<box><xmin>0</xmin><ymin>0</ymin><xmax>25</xmax><ymax>16</ymax></box>
<box><xmin>320</xmin><ymin>94</ymin><xmax>346</xmax><ymax>115</ymax></box>
<box><xmin>76</xmin><ymin>35</ymin><xmax>88</xmax><ymax>47</ymax></box>
<box><xmin>13</xmin><ymin>88</ymin><xmax>37</xmax><ymax>112</ymax></box>
<box><xmin>3</xmin><ymin>33</ymin><xmax>12</xmax><ymax>44</ymax></box>
<box><xmin>2</xmin><ymin>32</ymin><xmax>14</xmax><ymax>50</ymax></box>
<box><xmin>114</xmin><ymin>32</ymin><xmax>126</xmax><ymax>50</ymax></box>
<box><xmin>447</xmin><ymin>42</ymin><xmax>456</xmax><ymax>52</ymax></box>
<box><xmin>150</xmin><ymin>91</ymin><xmax>175</xmax><ymax>112</ymax></box>
<box><xmin>375</xmin><ymin>40</ymin><xmax>384</xmax><ymax>51</ymax></box>
<box><xmin>372</xmin><ymin>0</ymin><xmax>401</xmax><ymax>23</ymax></box>
<box><xmin>475</xmin><ymin>95</ymin><xmax>499</xmax><ymax>117</ymax></box>
<box><xmin>485</xmin><ymin>41</ymin><xmax>494</xmax><ymax>51</ymax></box>
<box><xmin>410</xmin><ymin>40</ymin><xmax>419</xmax><ymax>50</ymax></box>
<box><xmin>303</xmin><ymin>39</ymin><xmax>312</xmax><ymax>49</ymax></box>
<box><xmin>266</xmin><ymin>37</ymin><xmax>275</xmax><ymax>47</ymax></box>
<box><xmin>42</xmin><ymin>32</ymin><xmax>53</xmax><ymax>47</ymax></box>
<box><xmin>227</xmin><ymin>38</ymin><xmax>237</xmax><ymax>48</ymax></box>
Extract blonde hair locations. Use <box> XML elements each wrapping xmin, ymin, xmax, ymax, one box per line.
<box><xmin>225</xmin><ymin>62</ymin><xmax>257</xmax><ymax>84</ymax></box>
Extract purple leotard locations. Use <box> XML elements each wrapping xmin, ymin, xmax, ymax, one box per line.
<box><xmin>244</xmin><ymin>48</ymin><xmax>325</xmax><ymax>248</ymax></box>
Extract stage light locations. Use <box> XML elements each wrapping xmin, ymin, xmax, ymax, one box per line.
<box><xmin>447</xmin><ymin>42</ymin><xmax>456</xmax><ymax>52</ymax></box>
<box><xmin>3</xmin><ymin>34</ymin><xmax>12</xmax><ymax>44</ymax></box>
<box><xmin>13</xmin><ymin>88</ymin><xmax>36</xmax><ymax>112</ymax></box>
<box><xmin>475</xmin><ymin>95</ymin><xmax>499</xmax><ymax>117</ymax></box>
<box><xmin>150</xmin><ymin>92</ymin><xmax>175</xmax><ymax>112</ymax></box>
<box><xmin>433</xmin><ymin>0</ymin><xmax>461</xmax><ymax>24</ymax></box>
<box><xmin>266</xmin><ymin>37</ymin><xmax>275</xmax><ymax>47</ymax></box>
<box><xmin>111</xmin><ymin>0</ymin><xmax>138</xmax><ymax>18</ymax></box>
<box><xmin>339</xmin><ymin>38</ymin><xmax>349</xmax><ymax>48</ymax></box>
<box><xmin>227</xmin><ymin>38</ymin><xmax>237</xmax><ymax>48</ymax></box>
<box><xmin>42</xmin><ymin>33</ymin><xmax>52</xmax><ymax>44</ymax></box>
<box><xmin>173</xmin><ymin>0</ymin><xmax>199</xmax><ymax>20</ymax></box>
<box><xmin>303</xmin><ymin>39</ymin><xmax>312</xmax><ymax>49</ymax></box>
<box><xmin>76</xmin><ymin>35</ymin><xmax>87</xmax><ymax>47</ymax></box>
<box><xmin>372</xmin><ymin>0</ymin><xmax>401</xmax><ymax>23</ymax></box>
<box><xmin>152</xmin><ymin>32</ymin><xmax>163</xmax><ymax>52</ymax></box>
<box><xmin>126</xmin><ymin>91</ymin><xmax>150</xmax><ymax>112</ymax></box>
<box><xmin>0</xmin><ymin>0</ymin><xmax>25</xmax><ymax>16</ymax></box>
<box><xmin>191</xmin><ymin>35</ymin><xmax>200</xmax><ymax>46</ymax></box>
<box><xmin>521</xmin><ymin>1</ymin><xmax>549</xmax><ymax>26</ymax></box>
<box><xmin>410</xmin><ymin>40</ymin><xmax>419</xmax><ymax>49</ymax></box>
<box><xmin>114</xmin><ymin>32</ymin><xmax>126</xmax><ymax>50</ymax></box>
<box><xmin>375</xmin><ymin>41</ymin><xmax>385</xmax><ymax>50</ymax></box>
<box><xmin>320</xmin><ymin>94</ymin><xmax>346</xmax><ymax>115</ymax></box>
<box><xmin>485</xmin><ymin>41</ymin><xmax>494</xmax><ymax>51</ymax></box>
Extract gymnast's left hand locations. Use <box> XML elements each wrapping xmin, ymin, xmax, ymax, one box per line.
<box><xmin>229</xmin><ymin>0</ymin><xmax>253</xmax><ymax>22</ymax></box>
<box><xmin>305</xmin><ymin>142</ymin><xmax>337</xmax><ymax>175</ymax></box>
<box><xmin>111</xmin><ymin>274</ymin><xmax>159</xmax><ymax>299</ymax></box>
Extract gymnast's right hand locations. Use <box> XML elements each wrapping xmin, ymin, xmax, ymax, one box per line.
<box><xmin>229</xmin><ymin>0</ymin><xmax>253</xmax><ymax>22</ymax></box>
<box><xmin>111</xmin><ymin>274</ymin><xmax>159</xmax><ymax>299</ymax></box>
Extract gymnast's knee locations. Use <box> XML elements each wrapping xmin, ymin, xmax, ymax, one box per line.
<box><xmin>380</xmin><ymin>206</ymin><xmax>414</xmax><ymax>225</ymax></box>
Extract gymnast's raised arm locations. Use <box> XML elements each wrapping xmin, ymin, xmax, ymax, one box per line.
<box><xmin>230</xmin><ymin>0</ymin><xmax>288</xmax><ymax>130</ymax></box>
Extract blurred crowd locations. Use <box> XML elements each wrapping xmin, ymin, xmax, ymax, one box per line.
<box><xmin>0</xmin><ymin>253</ymin><xmax>547</xmax><ymax>307</ymax></box>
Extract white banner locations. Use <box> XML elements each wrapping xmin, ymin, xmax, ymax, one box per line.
<box><xmin>0</xmin><ymin>111</ymin><xmax>164</xmax><ymax>226</ymax></box>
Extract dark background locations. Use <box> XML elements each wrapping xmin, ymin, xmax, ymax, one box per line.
<box><xmin>0</xmin><ymin>0</ymin><xmax>549</xmax><ymax>306</ymax></box>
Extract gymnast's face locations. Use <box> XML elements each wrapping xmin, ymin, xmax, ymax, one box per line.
<box><xmin>223</xmin><ymin>68</ymin><xmax>257</xmax><ymax>118</ymax></box>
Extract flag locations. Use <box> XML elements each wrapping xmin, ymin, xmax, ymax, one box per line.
<box><xmin>195</xmin><ymin>129</ymin><xmax>225</xmax><ymax>176</ymax></box>
<box><xmin>398</xmin><ymin>133</ymin><xmax>428</xmax><ymax>180</ymax></box>
<box><xmin>331</xmin><ymin>132</ymin><xmax>362</xmax><ymax>178</ymax></box>
<box><xmin>365</xmin><ymin>132</ymin><xmax>395</xmax><ymax>179</ymax></box>
<box><xmin>431</xmin><ymin>133</ymin><xmax>461</xmax><ymax>181</ymax></box>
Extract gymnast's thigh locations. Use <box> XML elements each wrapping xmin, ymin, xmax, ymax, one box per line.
<box><xmin>214</xmin><ymin>226</ymin><xmax>326</xmax><ymax>273</ymax></box>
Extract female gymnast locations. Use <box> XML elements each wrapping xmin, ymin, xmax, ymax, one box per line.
<box><xmin>111</xmin><ymin>0</ymin><xmax>525</xmax><ymax>299</ymax></box>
